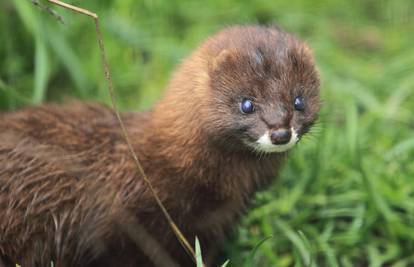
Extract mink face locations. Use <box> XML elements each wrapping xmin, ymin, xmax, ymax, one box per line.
<box><xmin>204</xmin><ymin>26</ymin><xmax>320</xmax><ymax>153</ymax></box>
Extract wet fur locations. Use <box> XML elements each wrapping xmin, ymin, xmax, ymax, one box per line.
<box><xmin>0</xmin><ymin>25</ymin><xmax>320</xmax><ymax>267</ymax></box>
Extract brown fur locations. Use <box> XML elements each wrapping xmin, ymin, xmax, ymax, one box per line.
<box><xmin>0</xmin><ymin>25</ymin><xmax>320</xmax><ymax>266</ymax></box>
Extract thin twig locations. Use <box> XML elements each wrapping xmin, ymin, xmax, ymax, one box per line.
<box><xmin>46</xmin><ymin>0</ymin><xmax>200</xmax><ymax>265</ymax></box>
<box><xmin>31</xmin><ymin>0</ymin><xmax>65</xmax><ymax>24</ymax></box>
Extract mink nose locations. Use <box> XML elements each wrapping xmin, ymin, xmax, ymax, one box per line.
<box><xmin>270</xmin><ymin>129</ymin><xmax>292</xmax><ymax>145</ymax></box>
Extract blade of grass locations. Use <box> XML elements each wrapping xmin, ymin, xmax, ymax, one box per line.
<box><xmin>385</xmin><ymin>138</ymin><xmax>414</xmax><ymax>160</ymax></box>
<box><xmin>275</xmin><ymin>219</ymin><xmax>312</xmax><ymax>266</ymax></box>
<box><xmin>221</xmin><ymin>260</ymin><xmax>230</xmax><ymax>267</ymax></box>
<box><xmin>33</xmin><ymin>33</ymin><xmax>49</xmax><ymax>103</ymax></box>
<box><xmin>245</xmin><ymin>236</ymin><xmax>273</xmax><ymax>267</ymax></box>
<box><xmin>15</xmin><ymin>0</ymin><xmax>51</xmax><ymax>104</ymax></box>
<box><xmin>46</xmin><ymin>30</ymin><xmax>90</xmax><ymax>95</ymax></box>
<box><xmin>195</xmin><ymin>237</ymin><xmax>203</xmax><ymax>267</ymax></box>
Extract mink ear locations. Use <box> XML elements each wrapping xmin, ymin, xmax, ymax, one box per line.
<box><xmin>209</xmin><ymin>49</ymin><xmax>238</xmax><ymax>72</ymax></box>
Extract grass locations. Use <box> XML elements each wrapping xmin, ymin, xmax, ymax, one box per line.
<box><xmin>1</xmin><ymin>0</ymin><xmax>414</xmax><ymax>266</ymax></box>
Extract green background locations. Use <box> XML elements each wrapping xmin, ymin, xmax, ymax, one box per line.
<box><xmin>1</xmin><ymin>0</ymin><xmax>414</xmax><ymax>266</ymax></box>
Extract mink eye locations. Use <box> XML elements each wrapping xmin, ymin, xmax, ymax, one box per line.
<box><xmin>240</xmin><ymin>99</ymin><xmax>255</xmax><ymax>114</ymax></box>
<box><xmin>294</xmin><ymin>96</ymin><xmax>305</xmax><ymax>111</ymax></box>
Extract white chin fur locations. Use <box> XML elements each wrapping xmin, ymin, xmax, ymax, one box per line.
<box><xmin>253</xmin><ymin>127</ymin><xmax>299</xmax><ymax>153</ymax></box>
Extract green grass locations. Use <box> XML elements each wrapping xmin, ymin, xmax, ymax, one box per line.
<box><xmin>1</xmin><ymin>0</ymin><xmax>414</xmax><ymax>266</ymax></box>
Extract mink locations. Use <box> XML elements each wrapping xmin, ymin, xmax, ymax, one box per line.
<box><xmin>0</xmin><ymin>25</ymin><xmax>320</xmax><ymax>267</ymax></box>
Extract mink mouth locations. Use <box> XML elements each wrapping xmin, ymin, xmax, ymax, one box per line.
<box><xmin>243</xmin><ymin>127</ymin><xmax>300</xmax><ymax>154</ymax></box>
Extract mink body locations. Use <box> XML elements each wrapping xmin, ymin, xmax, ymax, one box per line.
<box><xmin>0</xmin><ymin>26</ymin><xmax>320</xmax><ymax>267</ymax></box>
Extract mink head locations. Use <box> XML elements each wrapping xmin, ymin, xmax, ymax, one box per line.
<box><xmin>203</xmin><ymin>26</ymin><xmax>320</xmax><ymax>153</ymax></box>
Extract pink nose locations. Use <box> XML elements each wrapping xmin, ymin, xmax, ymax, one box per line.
<box><xmin>270</xmin><ymin>129</ymin><xmax>291</xmax><ymax>145</ymax></box>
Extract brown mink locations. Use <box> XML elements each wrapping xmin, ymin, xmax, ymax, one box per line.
<box><xmin>0</xmin><ymin>25</ymin><xmax>320</xmax><ymax>267</ymax></box>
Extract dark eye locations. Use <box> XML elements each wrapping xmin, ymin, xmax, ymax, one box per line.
<box><xmin>294</xmin><ymin>96</ymin><xmax>305</xmax><ymax>111</ymax></box>
<box><xmin>240</xmin><ymin>98</ymin><xmax>255</xmax><ymax>114</ymax></box>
